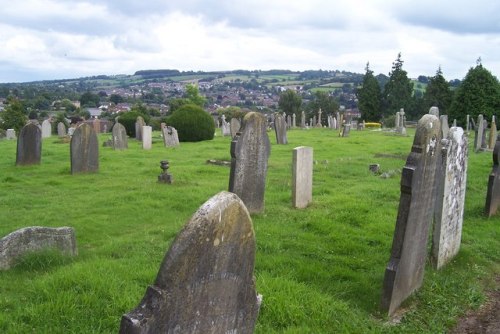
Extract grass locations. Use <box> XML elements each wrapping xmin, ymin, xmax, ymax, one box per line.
<box><xmin>0</xmin><ymin>127</ymin><xmax>498</xmax><ymax>333</ymax></box>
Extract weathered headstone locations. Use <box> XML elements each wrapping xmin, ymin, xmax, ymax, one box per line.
<box><xmin>6</xmin><ymin>129</ymin><xmax>15</xmax><ymax>140</ymax></box>
<box><xmin>112</xmin><ymin>122</ymin><xmax>128</xmax><ymax>150</ymax></box>
<box><xmin>230</xmin><ymin>118</ymin><xmax>241</xmax><ymax>138</ymax></box>
<box><xmin>381</xmin><ymin>114</ymin><xmax>441</xmax><ymax>316</ymax></box>
<box><xmin>229</xmin><ymin>112</ymin><xmax>271</xmax><ymax>213</ymax></box>
<box><xmin>301</xmin><ymin>111</ymin><xmax>306</xmax><ymax>128</ymax></box>
<box><xmin>57</xmin><ymin>122</ymin><xmax>66</xmax><ymax>138</ymax></box>
<box><xmin>440</xmin><ymin>115</ymin><xmax>449</xmax><ymax>139</ymax></box>
<box><xmin>16</xmin><ymin>123</ymin><xmax>42</xmax><ymax>166</ymax></box>
<box><xmin>162</xmin><ymin>126</ymin><xmax>179</xmax><ymax>147</ymax></box>
<box><xmin>466</xmin><ymin>114</ymin><xmax>470</xmax><ymax>132</ymax></box>
<box><xmin>332</xmin><ymin>116</ymin><xmax>337</xmax><ymax>130</ymax></box>
<box><xmin>92</xmin><ymin>118</ymin><xmax>100</xmax><ymax>134</ymax></box>
<box><xmin>41</xmin><ymin>119</ymin><xmax>52</xmax><ymax>138</ymax></box>
<box><xmin>273</xmin><ymin>112</ymin><xmax>288</xmax><ymax>144</ymax></box>
<box><xmin>316</xmin><ymin>109</ymin><xmax>322</xmax><ymax>127</ymax></box>
<box><xmin>341</xmin><ymin>124</ymin><xmax>351</xmax><ymax>137</ymax></box>
<box><xmin>292</xmin><ymin>146</ymin><xmax>313</xmax><ymax>209</ymax></box>
<box><xmin>142</xmin><ymin>126</ymin><xmax>152</xmax><ymax>150</ymax></box>
<box><xmin>135</xmin><ymin>116</ymin><xmax>145</xmax><ymax>141</ymax></box>
<box><xmin>292</xmin><ymin>113</ymin><xmax>296</xmax><ymax>128</ymax></box>
<box><xmin>474</xmin><ymin>114</ymin><xmax>485</xmax><ymax>152</ymax></box>
<box><xmin>488</xmin><ymin>116</ymin><xmax>497</xmax><ymax>150</ymax></box>
<box><xmin>485</xmin><ymin>135</ymin><xmax>500</xmax><ymax>217</ymax></box>
<box><xmin>286</xmin><ymin>115</ymin><xmax>292</xmax><ymax>129</ymax></box>
<box><xmin>120</xmin><ymin>191</ymin><xmax>261</xmax><ymax>334</ymax></box>
<box><xmin>221</xmin><ymin>115</ymin><xmax>231</xmax><ymax>136</ymax></box>
<box><xmin>0</xmin><ymin>226</ymin><xmax>77</xmax><ymax>270</ymax></box>
<box><xmin>68</xmin><ymin>127</ymin><xmax>76</xmax><ymax>137</ymax></box>
<box><xmin>70</xmin><ymin>123</ymin><xmax>99</xmax><ymax>174</ymax></box>
<box><xmin>432</xmin><ymin>127</ymin><xmax>468</xmax><ymax>269</ymax></box>
<box><xmin>429</xmin><ymin>106</ymin><xmax>439</xmax><ymax>117</ymax></box>
<box><xmin>312</xmin><ymin>116</ymin><xmax>317</xmax><ymax>127</ymax></box>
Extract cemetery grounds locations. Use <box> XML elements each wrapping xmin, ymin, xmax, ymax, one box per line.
<box><xmin>0</xmin><ymin>127</ymin><xmax>498</xmax><ymax>333</ymax></box>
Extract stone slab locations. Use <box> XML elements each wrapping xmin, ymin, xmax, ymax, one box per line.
<box><xmin>292</xmin><ymin>146</ymin><xmax>313</xmax><ymax>209</ymax></box>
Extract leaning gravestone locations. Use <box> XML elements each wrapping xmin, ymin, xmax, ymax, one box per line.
<box><xmin>432</xmin><ymin>127</ymin><xmax>468</xmax><ymax>269</ymax></box>
<box><xmin>230</xmin><ymin>118</ymin><xmax>241</xmax><ymax>138</ymax></box>
<box><xmin>274</xmin><ymin>112</ymin><xmax>288</xmax><ymax>144</ymax></box>
<box><xmin>120</xmin><ymin>191</ymin><xmax>261</xmax><ymax>334</ymax></box>
<box><xmin>41</xmin><ymin>119</ymin><xmax>52</xmax><ymax>138</ymax></box>
<box><xmin>292</xmin><ymin>146</ymin><xmax>313</xmax><ymax>209</ymax></box>
<box><xmin>112</xmin><ymin>122</ymin><xmax>128</xmax><ymax>150</ymax></box>
<box><xmin>0</xmin><ymin>226</ymin><xmax>77</xmax><ymax>270</ymax></box>
<box><xmin>381</xmin><ymin>114</ymin><xmax>441</xmax><ymax>316</ymax></box>
<box><xmin>16</xmin><ymin>123</ymin><xmax>42</xmax><ymax>166</ymax></box>
<box><xmin>57</xmin><ymin>122</ymin><xmax>66</xmax><ymax>138</ymax></box>
<box><xmin>70</xmin><ymin>123</ymin><xmax>99</xmax><ymax>174</ymax></box>
<box><xmin>135</xmin><ymin>116</ymin><xmax>145</xmax><ymax>141</ymax></box>
<box><xmin>229</xmin><ymin>112</ymin><xmax>271</xmax><ymax>214</ymax></box>
<box><xmin>162</xmin><ymin>126</ymin><xmax>179</xmax><ymax>147</ymax></box>
<box><xmin>142</xmin><ymin>126</ymin><xmax>152</xmax><ymax>150</ymax></box>
<box><xmin>485</xmin><ymin>135</ymin><xmax>500</xmax><ymax>217</ymax></box>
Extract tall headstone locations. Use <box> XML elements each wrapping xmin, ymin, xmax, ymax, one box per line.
<box><xmin>432</xmin><ymin>127</ymin><xmax>468</xmax><ymax>269</ymax></box>
<box><xmin>142</xmin><ymin>126</ymin><xmax>152</xmax><ymax>150</ymax></box>
<box><xmin>300</xmin><ymin>111</ymin><xmax>306</xmax><ymax>128</ymax></box>
<box><xmin>341</xmin><ymin>124</ymin><xmax>351</xmax><ymax>137</ymax></box>
<box><xmin>229</xmin><ymin>112</ymin><xmax>271</xmax><ymax>213</ymax></box>
<box><xmin>485</xmin><ymin>135</ymin><xmax>500</xmax><ymax>217</ymax></box>
<box><xmin>440</xmin><ymin>115</ymin><xmax>449</xmax><ymax>139</ymax></box>
<box><xmin>41</xmin><ymin>119</ymin><xmax>52</xmax><ymax>138</ymax></box>
<box><xmin>466</xmin><ymin>114</ymin><xmax>470</xmax><ymax>132</ymax></box>
<box><xmin>316</xmin><ymin>109</ymin><xmax>322</xmax><ymax>127</ymax></box>
<box><xmin>6</xmin><ymin>129</ymin><xmax>16</xmax><ymax>140</ymax></box>
<box><xmin>292</xmin><ymin>113</ymin><xmax>296</xmax><ymax>128</ymax></box>
<box><xmin>292</xmin><ymin>146</ymin><xmax>313</xmax><ymax>209</ymax></box>
<box><xmin>474</xmin><ymin>114</ymin><xmax>484</xmax><ymax>152</ymax></box>
<box><xmin>312</xmin><ymin>116</ymin><xmax>317</xmax><ymax>127</ymax></box>
<box><xmin>381</xmin><ymin>114</ymin><xmax>441</xmax><ymax>316</ymax></box>
<box><xmin>273</xmin><ymin>112</ymin><xmax>288</xmax><ymax>144</ymax></box>
<box><xmin>286</xmin><ymin>115</ymin><xmax>292</xmax><ymax>129</ymax></box>
<box><xmin>332</xmin><ymin>116</ymin><xmax>337</xmax><ymax>130</ymax></box>
<box><xmin>16</xmin><ymin>123</ymin><xmax>41</xmax><ymax>166</ymax></box>
<box><xmin>70</xmin><ymin>123</ymin><xmax>99</xmax><ymax>174</ymax></box>
<box><xmin>92</xmin><ymin>118</ymin><xmax>101</xmax><ymax>134</ymax></box>
<box><xmin>120</xmin><ymin>191</ymin><xmax>261</xmax><ymax>334</ymax></box>
<box><xmin>162</xmin><ymin>126</ymin><xmax>179</xmax><ymax>147</ymax></box>
<box><xmin>57</xmin><ymin>122</ymin><xmax>66</xmax><ymax>138</ymax></box>
<box><xmin>395</xmin><ymin>111</ymin><xmax>401</xmax><ymax>129</ymax></box>
<box><xmin>112</xmin><ymin>122</ymin><xmax>128</xmax><ymax>150</ymax></box>
<box><xmin>135</xmin><ymin>116</ymin><xmax>145</xmax><ymax>141</ymax></box>
<box><xmin>230</xmin><ymin>118</ymin><xmax>241</xmax><ymax>138</ymax></box>
<box><xmin>488</xmin><ymin>116</ymin><xmax>497</xmax><ymax>149</ymax></box>
<box><xmin>221</xmin><ymin>115</ymin><xmax>231</xmax><ymax>136</ymax></box>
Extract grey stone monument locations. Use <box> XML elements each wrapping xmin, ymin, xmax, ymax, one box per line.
<box><xmin>485</xmin><ymin>134</ymin><xmax>500</xmax><ymax>217</ymax></box>
<box><xmin>162</xmin><ymin>126</ymin><xmax>179</xmax><ymax>147</ymax></box>
<box><xmin>0</xmin><ymin>226</ymin><xmax>77</xmax><ymax>270</ymax></box>
<box><xmin>70</xmin><ymin>123</ymin><xmax>99</xmax><ymax>174</ymax></box>
<box><xmin>135</xmin><ymin>116</ymin><xmax>145</xmax><ymax>141</ymax></box>
<box><xmin>429</xmin><ymin>106</ymin><xmax>439</xmax><ymax>117</ymax></box>
<box><xmin>230</xmin><ymin>118</ymin><xmax>241</xmax><ymax>138</ymax></box>
<box><xmin>341</xmin><ymin>124</ymin><xmax>351</xmax><ymax>137</ymax></box>
<box><xmin>221</xmin><ymin>115</ymin><xmax>231</xmax><ymax>136</ymax></box>
<box><xmin>229</xmin><ymin>112</ymin><xmax>271</xmax><ymax>214</ymax></box>
<box><xmin>474</xmin><ymin>114</ymin><xmax>485</xmax><ymax>152</ymax></box>
<box><xmin>440</xmin><ymin>115</ymin><xmax>449</xmax><ymax>139</ymax></box>
<box><xmin>112</xmin><ymin>122</ymin><xmax>128</xmax><ymax>150</ymax></box>
<box><xmin>488</xmin><ymin>116</ymin><xmax>497</xmax><ymax>150</ymax></box>
<box><xmin>381</xmin><ymin>114</ymin><xmax>441</xmax><ymax>316</ymax></box>
<box><xmin>142</xmin><ymin>126</ymin><xmax>152</xmax><ymax>150</ymax></box>
<box><xmin>273</xmin><ymin>112</ymin><xmax>288</xmax><ymax>144</ymax></box>
<box><xmin>292</xmin><ymin>113</ymin><xmax>296</xmax><ymax>128</ymax></box>
<box><xmin>57</xmin><ymin>122</ymin><xmax>66</xmax><ymax>138</ymax></box>
<box><xmin>466</xmin><ymin>114</ymin><xmax>470</xmax><ymax>132</ymax></box>
<box><xmin>316</xmin><ymin>109</ymin><xmax>322</xmax><ymax>127</ymax></box>
<box><xmin>432</xmin><ymin>127</ymin><xmax>468</xmax><ymax>269</ymax></box>
<box><xmin>6</xmin><ymin>129</ymin><xmax>16</xmax><ymax>140</ymax></box>
<box><xmin>292</xmin><ymin>146</ymin><xmax>313</xmax><ymax>209</ymax></box>
<box><xmin>120</xmin><ymin>191</ymin><xmax>261</xmax><ymax>334</ymax></box>
<box><xmin>16</xmin><ymin>123</ymin><xmax>41</xmax><ymax>166</ymax></box>
<box><xmin>300</xmin><ymin>111</ymin><xmax>306</xmax><ymax>128</ymax></box>
<box><xmin>41</xmin><ymin>119</ymin><xmax>52</xmax><ymax>138</ymax></box>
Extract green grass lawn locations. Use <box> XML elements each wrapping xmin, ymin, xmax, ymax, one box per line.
<box><xmin>0</xmin><ymin>127</ymin><xmax>498</xmax><ymax>333</ymax></box>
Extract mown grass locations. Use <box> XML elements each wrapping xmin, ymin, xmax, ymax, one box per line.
<box><xmin>0</xmin><ymin>127</ymin><xmax>498</xmax><ymax>333</ymax></box>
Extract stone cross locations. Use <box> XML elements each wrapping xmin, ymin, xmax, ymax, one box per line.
<box><xmin>381</xmin><ymin>114</ymin><xmax>441</xmax><ymax>316</ymax></box>
<box><xmin>16</xmin><ymin>123</ymin><xmax>41</xmax><ymax>166</ymax></box>
<box><xmin>316</xmin><ymin>108</ymin><xmax>322</xmax><ymax>127</ymax></box>
<box><xmin>485</xmin><ymin>134</ymin><xmax>500</xmax><ymax>217</ymax></box>
<box><xmin>120</xmin><ymin>191</ymin><xmax>261</xmax><ymax>334</ymax></box>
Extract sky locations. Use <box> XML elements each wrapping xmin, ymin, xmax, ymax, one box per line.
<box><xmin>1</xmin><ymin>0</ymin><xmax>499</xmax><ymax>83</ymax></box>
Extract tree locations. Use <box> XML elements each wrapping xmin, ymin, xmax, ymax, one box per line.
<box><xmin>184</xmin><ymin>84</ymin><xmax>206</xmax><ymax>107</ymax></box>
<box><xmin>168</xmin><ymin>104</ymin><xmax>215</xmax><ymax>142</ymax></box>
<box><xmin>423</xmin><ymin>67</ymin><xmax>453</xmax><ymax>116</ymax></box>
<box><xmin>449</xmin><ymin>60</ymin><xmax>500</xmax><ymax>126</ymax></box>
<box><xmin>79</xmin><ymin>91</ymin><xmax>100</xmax><ymax>108</ymax></box>
<box><xmin>109</xmin><ymin>94</ymin><xmax>124</xmax><ymax>105</ymax></box>
<box><xmin>278</xmin><ymin>89</ymin><xmax>302</xmax><ymax>117</ymax></box>
<box><xmin>306</xmin><ymin>91</ymin><xmax>339</xmax><ymax>124</ymax></box>
<box><xmin>357</xmin><ymin>62</ymin><xmax>382</xmax><ymax>121</ymax></box>
<box><xmin>0</xmin><ymin>98</ymin><xmax>27</xmax><ymax>133</ymax></box>
<box><xmin>382</xmin><ymin>53</ymin><xmax>414</xmax><ymax>118</ymax></box>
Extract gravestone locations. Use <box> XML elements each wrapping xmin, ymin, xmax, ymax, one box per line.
<box><xmin>395</xmin><ymin>111</ymin><xmax>400</xmax><ymax>129</ymax></box>
<box><xmin>301</xmin><ymin>111</ymin><xmax>306</xmax><ymax>128</ymax></box>
<box><xmin>16</xmin><ymin>123</ymin><xmax>42</xmax><ymax>166</ymax></box>
<box><xmin>316</xmin><ymin>109</ymin><xmax>322</xmax><ymax>127</ymax></box>
<box><xmin>312</xmin><ymin>116</ymin><xmax>317</xmax><ymax>127</ymax></box>
<box><xmin>474</xmin><ymin>114</ymin><xmax>484</xmax><ymax>152</ymax></box>
<box><xmin>440</xmin><ymin>115</ymin><xmax>449</xmax><ymax>139</ymax></box>
<box><xmin>327</xmin><ymin>115</ymin><xmax>332</xmax><ymax>128</ymax></box>
<box><xmin>112</xmin><ymin>122</ymin><xmax>128</xmax><ymax>150</ymax></box>
<box><xmin>429</xmin><ymin>106</ymin><xmax>439</xmax><ymax>117</ymax></box>
<box><xmin>41</xmin><ymin>119</ymin><xmax>52</xmax><ymax>138</ymax></box>
<box><xmin>0</xmin><ymin>226</ymin><xmax>77</xmax><ymax>270</ymax></box>
<box><xmin>381</xmin><ymin>114</ymin><xmax>441</xmax><ymax>316</ymax></box>
<box><xmin>68</xmin><ymin>127</ymin><xmax>76</xmax><ymax>137</ymax></box>
<box><xmin>341</xmin><ymin>124</ymin><xmax>351</xmax><ymax>137</ymax></box>
<box><xmin>292</xmin><ymin>146</ymin><xmax>313</xmax><ymax>209</ymax></box>
<box><xmin>135</xmin><ymin>116</ymin><xmax>145</xmax><ymax>141</ymax></box>
<box><xmin>273</xmin><ymin>112</ymin><xmax>288</xmax><ymax>144</ymax></box>
<box><xmin>485</xmin><ymin>135</ymin><xmax>500</xmax><ymax>217</ymax></box>
<box><xmin>162</xmin><ymin>126</ymin><xmax>179</xmax><ymax>147</ymax></box>
<box><xmin>286</xmin><ymin>115</ymin><xmax>292</xmax><ymax>129</ymax></box>
<box><xmin>432</xmin><ymin>127</ymin><xmax>468</xmax><ymax>269</ymax></box>
<box><xmin>230</xmin><ymin>118</ymin><xmax>241</xmax><ymax>138</ymax></box>
<box><xmin>70</xmin><ymin>123</ymin><xmax>99</xmax><ymax>174</ymax></box>
<box><xmin>92</xmin><ymin>118</ymin><xmax>100</xmax><ymax>134</ymax></box>
<box><xmin>221</xmin><ymin>115</ymin><xmax>231</xmax><ymax>136</ymax></box>
<box><xmin>120</xmin><ymin>191</ymin><xmax>261</xmax><ymax>334</ymax></box>
<box><xmin>332</xmin><ymin>116</ymin><xmax>337</xmax><ymax>130</ymax></box>
<box><xmin>142</xmin><ymin>126</ymin><xmax>152</xmax><ymax>150</ymax></box>
<box><xmin>292</xmin><ymin>113</ymin><xmax>296</xmax><ymax>128</ymax></box>
<box><xmin>229</xmin><ymin>112</ymin><xmax>271</xmax><ymax>214</ymax></box>
<box><xmin>57</xmin><ymin>122</ymin><xmax>66</xmax><ymax>138</ymax></box>
<box><xmin>488</xmin><ymin>116</ymin><xmax>497</xmax><ymax>149</ymax></box>
<box><xmin>6</xmin><ymin>129</ymin><xmax>15</xmax><ymax>140</ymax></box>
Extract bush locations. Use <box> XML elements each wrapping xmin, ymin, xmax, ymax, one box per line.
<box><xmin>167</xmin><ymin>104</ymin><xmax>215</xmax><ymax>142</ymax></box>
<box><xmin>117</xmin><ymin>111</ymin><xmax>150</xmax><ymax>137</ymax></box>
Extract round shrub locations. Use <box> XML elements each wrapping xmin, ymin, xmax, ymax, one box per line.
<box><xmin>168</xmin><ymin>104</ymin><xmax>215</xmax><ymax>142</ymax></box>
<box><xmin>116</xmin><ymin>111</ymin><xmax>150</xmax><ymax>137</ymax></box>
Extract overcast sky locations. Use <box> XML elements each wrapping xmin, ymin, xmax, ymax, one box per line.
<box><xmin>1</xmin><ymin>0</ymin><xmax>499</xmax><ymax>83</ymax></box>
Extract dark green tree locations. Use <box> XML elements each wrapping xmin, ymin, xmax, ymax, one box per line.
<box><xmin>383</xmin><ymin>53</ymin><xmax>414</xmax><ymax>118</ymax></box>
<box><xmin>109</xmin><ymin>94</ymin><xmax>124</xmax><ymax>104</ymax></box>
<box><xmin>79</xmin><ymin>91</ymin><xmax>100</xmax><ymax>108</ymax></box>
<box><xmin>423</xmin><ymin>67</ymin><xmax>453</xmax><ymax>116</ymax></box>
<box><xmin>0</xmin><ymin>99</ymin><xmax>27</xmax><ymax>133</ymax></box>
<box><xmin>168</xmin><ymin>104</ymin><xmax>215</xmax><ymax>142</ymax></box>
<box><xmin>357</xmin><ymin>62</ymin><xmax>382</xmax><ymax>121</ymax></box>
<box><xmin>278</xmin><ymin>89</ymin><xmax>302</xmax><ymax>117</ymax></box>
<box><xmin>449</xmin><ymin>60</ymin><xmax>500</xmax><ymax>126</ymax></box>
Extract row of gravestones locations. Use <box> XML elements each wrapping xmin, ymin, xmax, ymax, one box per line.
<box><xmin>134</xmin><ymin>116</ymin><xmax>180</xmax><ymax>149</ymax></box>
